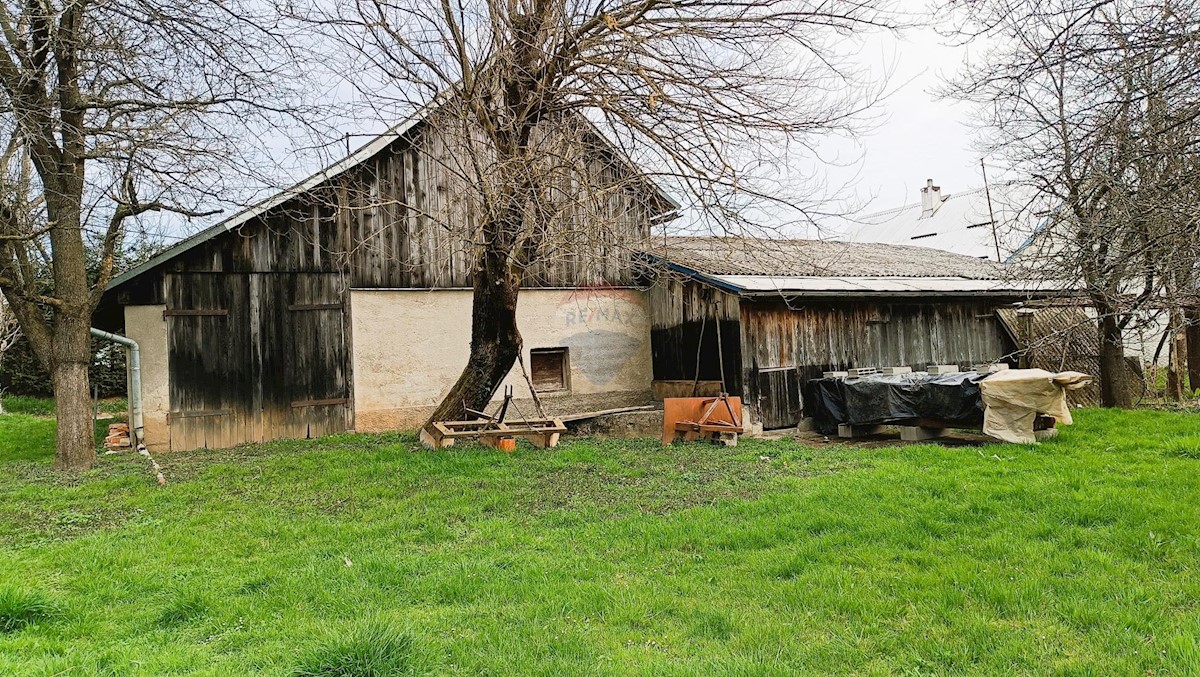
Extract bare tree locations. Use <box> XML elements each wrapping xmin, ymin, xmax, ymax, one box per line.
<box><xmin>290</xmin><ymin>0</ymin><xmax>896</xmax><ymax>431</ymax></box>
<box><xmin>0</xmin><ymin>0</ymin><xmax>309</xmax><ymax>469</ymax></box>
<box><xmin>946</xmin><ymin>0</ymin><xmax>1200</xmax><ymax>407</ymax></box>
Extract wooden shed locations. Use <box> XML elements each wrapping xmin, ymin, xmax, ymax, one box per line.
<box><xmin>644</xmin><ymin>237</ymin><xmax>1062</xmax><ymax>430</ymax></box>
<box><xmin>96</xmin><ymin>109</ymin><xmax>675</xmax><ymax>452</ymax></box>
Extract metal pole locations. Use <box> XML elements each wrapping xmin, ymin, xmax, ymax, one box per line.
<box><xmin>980</xmin><ymin>159</ymin><xmax>1002</xmax><ymax>262</ymax></box>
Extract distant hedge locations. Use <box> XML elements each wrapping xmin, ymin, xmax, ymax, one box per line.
<box><xmin>0</xmin><ymin>237</ymin><xmax>164</xmax><ymax>399</ymax></box>
<box><xmin>0</xmin><ymin>335</ymin><xmax>128</xmax><ymax>398</ymax></box>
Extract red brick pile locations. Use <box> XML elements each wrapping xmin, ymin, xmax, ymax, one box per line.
<box><xmin>104</xmin><ymin>423</ymin><xmax>131</xmax><ymax>450</ymax></box>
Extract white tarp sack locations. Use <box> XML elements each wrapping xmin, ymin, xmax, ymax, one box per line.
<box><xmin>978</xmin><ymin>369</ymin><xmax>1094</xmax><ymax>444</ymax></box>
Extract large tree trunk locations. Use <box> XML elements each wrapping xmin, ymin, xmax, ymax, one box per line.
<box><xmin>1187</xmin><ymin>309</ymin><xmax>1200</xmax><ymax>395</ymax></box>
<box><xmin>422</xmin><ymin>243</ymin><xmax>524</xmax><ymax>432</ymax></box>
<box><xmin>1098</xmin><ymin>311</ymin><xmax>1132</xmax><ymax>408</ymax></box>
<box><xmin>51</xmin><ymin>310</ymin><xmax>96</xmax><ymax>470</ymax></box>
<box><xmin>46</xmin><ymin>179</ymin><xmax>98</xmax><ymax>470</ymax></box>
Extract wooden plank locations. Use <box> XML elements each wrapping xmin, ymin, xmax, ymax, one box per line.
<box><xmin>291</xmin><ymin>397</ymin><xmax>350</xmax><ymax>408</ymax></box>
<box><xmin>559</xmin><ymin>405</ymin><xmax>656</xmax><ymax>422</ymax></box>
<box><xmin>286</xmin><ymin>303</ymin><xmax>342</xmax><ymax>311</ymax></box>
<box><xmin>167</xmin><ymin>410</ymin><xmax>232</xmax><ymax>421</ymax></box>
<box><xmin>163</xmin><ymin>309</ymin><xmax>228</xmax><ymax>317</ymax></box>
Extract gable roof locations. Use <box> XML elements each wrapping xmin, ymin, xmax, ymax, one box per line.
<box><xmin>847</xmin><ymin>182</ymin><xmax>1047</xmax><ymax>262</ymax></box>
<box><xmin>107</xmin><ymin>105</ymin><xmax>679</xmax><ymax>291</ymax></box>
<box><xmin>642</xmin><ymin>236</ymin><xmax>1066</xmax><ymax>297</ymax></box>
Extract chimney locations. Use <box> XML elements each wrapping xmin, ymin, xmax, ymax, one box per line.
<box><xmin>920</xmin><ymin>179</ymin><xmax>943</xmax><ymax>218</ymax></box>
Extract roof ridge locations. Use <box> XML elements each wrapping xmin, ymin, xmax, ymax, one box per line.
<box><xmin>858</xmin><ymin>184</ymin><xmax>999</xmax><ymax>220</ymax></box>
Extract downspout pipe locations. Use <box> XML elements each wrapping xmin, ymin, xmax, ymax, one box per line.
<box><xmin>90</xmin><ymin>328</ymin><xmax>143</xmax><ymax>446</ymax></box>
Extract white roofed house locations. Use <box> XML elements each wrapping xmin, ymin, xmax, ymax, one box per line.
<box><xmin>849</xmin><ymin>179</ymin><xmax>1048</xmax><ymax>262</ymax></box>
<box><xmin>844</xmin><ymin>178</ymin><xmax>1151</xmax><ymax>398</ymax></box>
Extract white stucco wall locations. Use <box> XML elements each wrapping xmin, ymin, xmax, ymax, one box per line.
<box><xmin>350</xmin><ymin>288</ymin><xmax>653</xmax><ymax>431</ymax></box>
<box><xmin>123</xmin><ymin>305</ymin><xmax>170</xmax><ymax>451</ymax></box>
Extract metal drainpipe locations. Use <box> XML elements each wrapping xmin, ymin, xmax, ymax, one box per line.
<box><xmin>90</xmin><ymin>328</ymin><xmax>143</xmax><ymax>446</ymax></box>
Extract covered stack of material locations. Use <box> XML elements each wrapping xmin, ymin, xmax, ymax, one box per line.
<box><xmin>807</xmin><ymin>368</ymin><xmax>1093</xmax><ymax>443</ymax></box>
<box><xmin>979</xmin><ymin>369</ymin><xmax>1093</xmax><ymax>443</ymax></box>
<box><xmin>807</xmin><ymin>372</ymin><xmax>988</xmax><ymax>434</ymax></box>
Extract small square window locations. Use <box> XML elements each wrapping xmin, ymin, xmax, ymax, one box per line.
<box><xmin>530</xmin><ymin>348</ymin><xmax>569</xmax><ymax>393</ymax></box>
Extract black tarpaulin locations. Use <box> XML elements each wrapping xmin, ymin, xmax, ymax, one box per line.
<box><xmin>806</xmin><ymin>372</ymin><xmax>988</xmax><ymax>434</ymax></box>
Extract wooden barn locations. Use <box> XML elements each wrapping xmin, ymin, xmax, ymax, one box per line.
<box><xmin>644</xmin><ymin>237</ymin><xmax>1061</xmax><ymax>430</ymax></box>
<box><xmin>96</xmin><ymin>109</ymin><xmax>676</xmax><ymax>452</ymax></box>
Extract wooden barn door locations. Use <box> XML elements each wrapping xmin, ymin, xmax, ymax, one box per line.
<box><xmin>255</xmin><ymin>273</ymin><xmax>352</xmax><ymax>441</ymax></box>
<box><xmin>756</xmin><ymin>367</ymin><xmax>801</xmax><ymax>430</ymax></box>
<box><xmin>166</xmin><ymin>272</ymin><xmax>351</xmax><ymax>451</ymax></box>
<box><xmin>165</xmin><ymin>273</ymin><xmax>259</xmax><ymax>450</ymax></box>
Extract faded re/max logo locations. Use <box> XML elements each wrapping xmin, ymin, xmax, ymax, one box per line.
<box><xmin>560</xmin><ymin>302</ymin><xmax>641</xmax><ymax>328</ymax></box>
<box><xmin>556</xmin><ymin>288</ymin><xmax>646</xmax><ymax>329</ymax></box>
<box><xmin>553</xmin><ymin>289</ymin><xmax>647</xmax><ymax>386</ymax></box>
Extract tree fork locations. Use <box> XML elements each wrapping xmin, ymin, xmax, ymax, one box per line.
<box><xmin>422</xmin><ymin>239</ymin><xmax>525</xmax><ymax>435</ymax></box>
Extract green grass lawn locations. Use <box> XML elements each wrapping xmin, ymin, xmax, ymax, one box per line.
<box><xmin>1</xmin><ymin>409</ymin><xmax>1200</xmax><ymax>675</ymax></box>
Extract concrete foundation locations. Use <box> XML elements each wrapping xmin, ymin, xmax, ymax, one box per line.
<box><xmin>838</xmin><ymin>423</ymin><xmax>884</xmax><ymax>438</ymax></box>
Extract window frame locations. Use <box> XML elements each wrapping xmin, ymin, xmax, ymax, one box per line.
<box><xmin>529</xmin><ymin>347</ymin><xmax>570</xmax><ymax>393</ymax></box>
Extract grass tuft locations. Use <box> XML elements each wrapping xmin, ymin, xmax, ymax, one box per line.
<box><xmin>292</xmin><ymin>623</ymin><xmax>418</xmax><ymax>677</ymax></box>
<box><xmin>1162</xmin><ymin>436</ymin><xmax>1200</xmax><ymax>459</ymax></box>
<box><xmin>0</xmin><ymin>586</ymin><xmax>57</xmax><ymax>633</ymax></box>
<box><xmin>155</xmin><ymin>590</ymin><xmax>209</xmax><ymax>628</ymax></box>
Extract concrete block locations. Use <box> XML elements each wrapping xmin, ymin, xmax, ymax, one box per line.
<box><xmin>899</xmin><ymin>425</ymin><xmax>945</xmax><ymax>441</ymax></box>
<box><xmin>822</xmin><ymin>371</ymin><xmax>848</xmax><ymax>379</ymax></box>
<box><xmin>881</xmin><ymin>366</ymin><xmax>913</xmax><ymax>376</ymax></box>
<box><xmin>847</xmin><ymin>367</ymin><xmax>878</xmax><ymax>377</ymax></box>
<box><xmin>838</xmin><ymin>423</ymin><xmax>884</xmax><ymax>438</ymax></box>
<box><xmin>927</xmin><ymin>364</ymin><xmax>960</xmax><ymax>375</ymax></box>
<box><xmin>1034</xmin><ymin>427</ymin><xmax>1059</xmax><ymax>441</ymax></box>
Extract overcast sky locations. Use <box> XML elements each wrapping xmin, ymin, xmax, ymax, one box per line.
<box><xmin>142</xmin><ymin>1</ymin><xmax>995</xmax><ymax>244</ymax></box>
<box><xmin>832</xmin><ymin>3</ymin><xmax>991</xmax><ymax>215</ymax></box>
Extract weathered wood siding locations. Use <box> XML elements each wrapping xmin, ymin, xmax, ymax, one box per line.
<box><xmin>122</xmin><ymin>120</ymin><xmax>658</xmax><ymax>294</ymax></box>
<box><xmin>164</xmin><ymin>272</ymin><xmax>352</xmax><ymax>450</ymax></box>
<box><xmin>740</xmin><ymin>298</ymin><xmax>1016</xmax><ymax>426</ymax></box>
<box><xmin>649</xmin><ymin>277</ymin><xmax>743</xmax><ymax>393</ymax></box>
